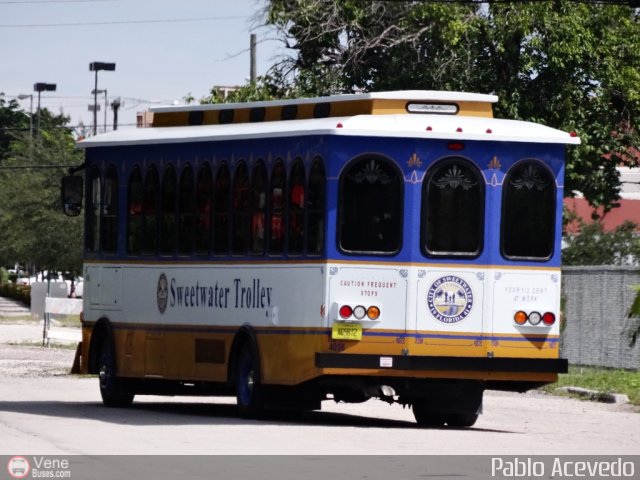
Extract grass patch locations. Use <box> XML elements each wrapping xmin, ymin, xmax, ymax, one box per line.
<box><xmin>8</xmin><ymin>340</ymin><xmax>78</xmax><ymax>350</ymax></box>
<box><xmin>51</xmin><ymin>314</ymin><xmax>81</xmax><ymax>328</ymax></box>
<box><xmin>544</xmin><ymin>366</ymin><xmax>640</xmax><ymax>405</ymax></box>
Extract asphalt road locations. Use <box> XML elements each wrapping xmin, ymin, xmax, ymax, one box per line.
<box><xmin>0</xmin><ymin>331</ymin><xmax>638</xmax><ymax>456</ymax></box>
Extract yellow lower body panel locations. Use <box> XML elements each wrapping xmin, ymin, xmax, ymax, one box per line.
<box><xmin>81</xmin><ymin>323</ymin><xmax>562</xmax><ymax>386</ymax></box>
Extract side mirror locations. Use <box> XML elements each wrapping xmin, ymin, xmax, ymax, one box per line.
<box><xmin>61</xmin><ymin>175</ymin><xmax>84</xmax><ymax>217</ymax></box>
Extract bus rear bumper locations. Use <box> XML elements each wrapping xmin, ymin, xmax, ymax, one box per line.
<box><xmin>315</xmin><ymin>353</ymin><xmax>568</xmax><ymax>374</ymax></box>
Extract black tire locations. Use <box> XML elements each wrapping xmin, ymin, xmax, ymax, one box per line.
<box><xmin>412</xmin><ymin>400</ymin><xmax>446</xmax><ymax>427</ymax></box>
<box><xmin>235</xmin><ymin>342</ymin><xmax>264</xmax><ymax>418</ymax></box>
<box><xmin>446</xmin><ymin>413</ymin><xmax>479</xmax><ymax>428</ymax></box>
<box><xmin>98</xmin><ymin>335</ymin><xmax>134</xmax><ymax>408</ymax></box>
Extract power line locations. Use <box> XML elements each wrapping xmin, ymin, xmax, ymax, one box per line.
<box><xmin>0</xmin><ymin>0</ymin><xmax>116</xmax><ymax>3</ymax></box>
<box><xmin>0</xmin><ymin>15</ymin><xmax>247</xmax><ymax>28</ymax></box>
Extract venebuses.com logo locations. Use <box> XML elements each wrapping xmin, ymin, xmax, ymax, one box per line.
<box><xmin>7</xmin><ymin>456</ymin><xmax>30</xmax><ymax>479</ymax></box>
<box><xmin>6</xmin><ymin>456</ymin><xmax>72</xmax><ymax>479</ymax></box>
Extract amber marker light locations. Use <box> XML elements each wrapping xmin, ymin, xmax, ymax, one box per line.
<box><xmin>367</xmin><ymin>306</ymin><xmax>381</xmax><ymax>320</ymax></box>
<box><xmin>514</xmin><ymin>310</ymin><xmax>528</xmax><ymax>325</ymax></box>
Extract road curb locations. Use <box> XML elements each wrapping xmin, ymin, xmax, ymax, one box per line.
<box><xmin>558</xmin><ymin>386</ymin><xmax>630</xmax><ymax>404</ymax></box>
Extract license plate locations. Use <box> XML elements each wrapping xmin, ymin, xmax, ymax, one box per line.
<box><xmin>332</xmin><ymin>322</ymin><xmax>362</xmax><ymax>341</ymax></box>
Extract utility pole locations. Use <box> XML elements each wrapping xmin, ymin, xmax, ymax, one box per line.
<box><xmin>111</xmin><ymin>97</ymin><xmax>122</xmax><ymax>130</ymax></box>
<box><xmin>250</xmin><ymin>33</ymin><xmax>257</xmax><ymax>84</ymax></box>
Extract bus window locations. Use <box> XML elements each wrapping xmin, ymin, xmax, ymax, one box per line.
<box><xmin>178</xmin><ymin>165</ymin><xmax>196</xmax><ymax>255</ymax></box>
<box><xmin>422</xmin><ymin>157</ymin><xmax>484</xmax><ymax>257</ymax></box>
<box><xmin>306</xmin><ymin>157</ymin><xmax>325</xmax><ymax>256</ymax></box>
<box><xmin>213</xmin><ymin>163</ymin><xmax>230</xmax><ymax>255</ymax></box>
<box><xmin>339</xmin><ymin>155</ymin><xmax>403</xmax><ymax>254</ymax></box>
<box><xmin>289</xmin><ymin>159</ymin><xmax>305</xmax><ymax>255</ymax></box>
<box><xmin>195</xmin><ymin>164</ymin><xmax>212</xmax><ymax>255</ymax></box>
<box><xmin>142</xmin><ymin>165</ymin><xmax>159</xmax><ymax>255</ymax></box>
<box><xmin>250</xmin><ymin>161</ymin><xmax>267</xmax><ymax>255</ymax></box>
<box><xmin>269</xmin><ymin>159</ymin><xmax>286</xmax><ymax>255</ymax></box>
<box><xmin>101</xmin><ymin>166</ymin><xmax>118</xmax><ymax>253</ymax></box>
<box><xmin>86</xmin><ymin>165</ymin><xmax>101</xmax><ymax>253</ymax></box>
<box><xmin>502</xmin><ymin>160</ymin><xmax>556</xmax><ymax>260</ymax></box>
<box><xmin>127</xmin><ymin>166</ymin><xmax>143</xmax><ymax>255</ymax></box>
<box><xmin>160</xmin><ymin>165</ymin><xmax>177</xmax><ymax>256</ymax></box>
<box><xmin>232</xmin><ymin>162</ymin><xmax>250</xmax><ymax>255</ymax></box>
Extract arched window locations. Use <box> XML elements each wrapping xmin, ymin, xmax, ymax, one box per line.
<box><xmin>422</xmin><ymin>157</ymin><xmax>484</xmax><ymax>257</ymax></box>
<box><xmin>269</xmin><ymin>159</ymin><xmax>286</xmax><ymax>255</ymax></box>
<box><xmin>178</xmin><ymin>165</ymin><xmax>196</xmax><ymax>255</ymax></box>
<box><xmin>101</xmin><ymin>166</ymin><xmax>119</xmax><ymax>253</ymax></box>
<box><xmin>160</xmin><ymin>165</ymin><xmax>177</xmax><ymax>256</ymax></box>
<box><xmin>142</xmin><ymin>165</ymin><xmax>159</xmax><ymax>255</ymax></box>
<box><xmin>250</xmin><ymin>161</ymin><xmax>267</xmax><ymax>255</ymax></box>
<box><xmin>289</xmin><ymin>159</ymin><xmax>305</xmax><ymax>255</ymax></box>
<box><xmin>127</xmin><ymin>166</ymin><xmax>143</xmax><ymax>255</ymax></box>
<box><xmin>213</xmin><ymin>163</ymin><xmax>230</xmax><ymax>255</ymax></box>
<box><xmin>195</xmin><ymin>164</ymin><xmax>213</xmax><ymax>255</ymax></box>
<box><xmin>86</xmin><ymin>165</ymin><xmax>101</xmax><ymax>253</ymax></box>
<box><xmin>502</xmin><ymin>160</ymin><xmax>556</xmax><ymax>260</ymax></box>
<box><xmin>232</xmin><ymin>162</ymin><xmax>250</xmax><ymax>255</ymax></box>
<box><xmin>306</xmin><ymin>158</ymin><xmax>326</xmax><ymax>256</ymax></box>
<box><xmin>339</xmin><ymin>155</ymin><xmax>403</xmax><ymax>254</ymax></box>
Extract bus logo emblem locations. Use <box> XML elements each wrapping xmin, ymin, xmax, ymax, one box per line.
<box><xmin>427</xmin><ymin>275</ymin><xmax>473</xmax><ymax>324</ymax></box>
<box><xmin>157</xmin><ymin>273</ymin><xmax>168</xmax><ymax>314</ymax></box>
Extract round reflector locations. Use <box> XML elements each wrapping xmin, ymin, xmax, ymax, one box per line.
<box><xmin>367</xmin><ymin>306</ymin><xmax>381</xmax><ymax>320</ymax></box>
<box><xmin>542</xmin><ymin>312</ymin><xmax>556</xmax><ymax>326</ymax></box>
<box><xmin>514</xmin><ymin>311</ymin><xmax>528</xmax><ymax>325</ymax></box>
<box><xmin>339</xmin><ymin>305</ymin><xmax>353</xmax><ymax>319</ymax></box>
<box><xmin>528</xmin><ymin>311</ymin><xmax>542</xmax><ymax>325</ymax></box>
<box><xmin>353</xmin><ymin>305</ymin><xmax>366</xmax><ymax>320</ymax></box>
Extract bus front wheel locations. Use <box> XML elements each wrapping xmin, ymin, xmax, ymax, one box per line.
<box><xmin>235</xmin><ymin>343</ymin><xmax>264</xmax><ymax>418</ymax></box>
<box><xmin>97</xmin><ymin>335</ymin><xmax>134</xmax><ymax>408</ymax></box>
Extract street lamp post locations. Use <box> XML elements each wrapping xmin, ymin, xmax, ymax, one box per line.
<box><xmin>89</xmin><ymin>61</ymin><xmax>116</xmax><ymax>135</ymax></box>
<box><xmin>33</xmin><ymin>82</ymin><xmax>56</xmax><ymax>133</ymax></box>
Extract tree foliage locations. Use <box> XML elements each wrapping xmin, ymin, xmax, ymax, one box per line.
<box><xmin>263</xmin><ymin>0</ymin><xmax>640</xmax><ymax>211</ymax></box>
<box><xmin>0</xmin><ymin>106</ymin><xmax>83</xmax><ymax>277</ymax></box>
<box><xmin>562</xmin><ymin>218</ymin><xmax>640</xmax><ymax>266</ymax></box>
<box><xmin>0</xmin><ymin>94</ymin><xmax>29</xmax><ymax>163</ymax></box>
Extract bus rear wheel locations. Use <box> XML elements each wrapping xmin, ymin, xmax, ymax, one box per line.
<box><xmin>235</xmin><ymin>343</ymin><xmax>264</xmax><ymax>418</ymax></box>
<box><xmin>446</xmin><ymin>413</ymin><xmax>479</xmax><ymax>428</ymax></box>
<box><xmin>412</xmin><ymin>402</ymin><xmax>446</xmax><ymax>427</ymax></box>
<box><xmin>97</xmin><ymin>335</ymin><xmax>134</xmax><ymax>408</ymax></box>
<box><xmin>412</xmin><ymin>401</ymin><xmax>478</xmax><ymax>428</ymax></box>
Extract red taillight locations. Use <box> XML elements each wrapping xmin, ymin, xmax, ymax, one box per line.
<box><xmin>339</xmin><ymin>305</ymin><xmax>353</xmax><ymax>319</ymax></box>
<box><xmin>447</xmin><ymin>142</ymin><xmax>465</xmax><ymax>151</ymax></box>
<box><xmin>542</xmin><ymin>312</ymin><xmax>556</xmax><ymax>326</ymax></box>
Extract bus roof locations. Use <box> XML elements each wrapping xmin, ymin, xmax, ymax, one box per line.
<box><xmin>78</xmin><ymin>91</ymin><xmax>580</xmax><ymax>148</ymax></box>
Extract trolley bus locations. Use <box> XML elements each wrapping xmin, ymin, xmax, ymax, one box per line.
<box><xmin>62</xmin><ymin>91</ymin><xmax>577</xmax><ymax>427</ymax></box>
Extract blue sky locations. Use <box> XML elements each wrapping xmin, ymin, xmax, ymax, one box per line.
<box><xmin>0</xmin><ymin>0</ymin><xmax>284</xmax><ymax>130</ymax></box>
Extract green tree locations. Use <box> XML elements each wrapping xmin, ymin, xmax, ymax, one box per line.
<box><xmin>562</xmin><ymin>218</ymin><xmax>640</xmax><ymax>266</ymax></box>
<box><xmin>0</xmin><ymin>109</ymin><xmax>83</xmax><ymax>278</ymax></box>
<box><xmin>264</xmin><ymin>0</ymin><xmax>640</xmax><ymax>211</ymax></box>
<box><xmin>0</xmin><ymin>94</ymin><xmax>29</xmax><ymax>162</ymax></box>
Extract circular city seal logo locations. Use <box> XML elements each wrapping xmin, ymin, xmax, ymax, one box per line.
<box><xmin>7</xmin><ymin>456</ymin><xmax>30</xmax><ymax>479</ymax></box>
<box><xmin>157</xmin><ymin>273</ymin><xmax>168</xmax><ymax>314</ymax></box>
<box><xmin>427</xmin><ymin>275</ymin><xmax>473</xmax><ymax>324</ymax></box>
